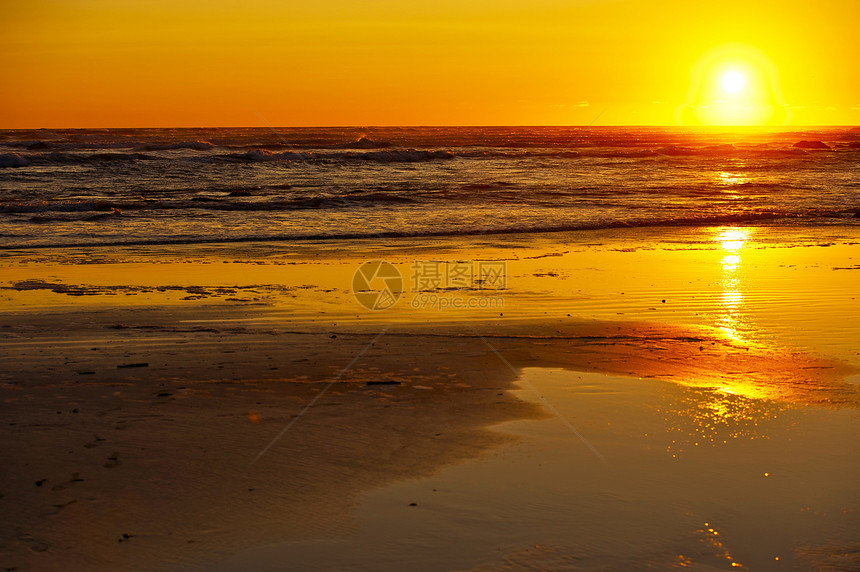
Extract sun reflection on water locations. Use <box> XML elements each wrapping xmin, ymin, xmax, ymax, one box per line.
<box><xmin>721</xmin><ymin>254</ymin><xmax>741</xmax><ymax>269</ymax></box>
<box><xmin>714</xmin><ymin>227</ymin><xmax>751</xmax><ymax>343</ymax></box>
<box><xmin>661</xmin><ymin>385</ymin><xmax>793</xmax><ymax>455</ymax></box>
<box><xmin>658</xmin><ymin>226</ymin><xmax>812</xmax><ymax>450</ymax></box>
<box><xmin>717</xmin><ymin>171</ymin><xmax>751</xmax><ymax>187</ymax></box>
<box><xmin>692</xmin><ymin>522</ymin><xmax>745</xmax><ymax>569</ymax></box>
<box><xmin>718</xmin><ymin>227</ymin><xmax>748</xmax><ymax>252</ymax></box>
<box><xmin>716</xmin><ymin>171</ymin><xmax>751</xmax><ymax>200</ymax></box>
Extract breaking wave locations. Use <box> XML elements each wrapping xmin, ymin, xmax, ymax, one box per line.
<box><xmin>0</xmin><ymin>153</ymin><xmax>29</xmax><ymax>168</ymax></box>
<box><xmin>3</xmin><ymin>141</ymin><xmax>857</xmax><ymax>169</ymax></box>
<box><xmin>0</xmin><ymin>192</ymin><xmax>421</xmax><ymax>214</ymax></box>
<box><xmin>140</xmin><ymin>140</ymin><xmax>213</xmax><ymax>151</ymax></box>
<box><xmin>2</xmin><ymin>209</ymin><xmax>857</xmax><ymax>250</ymax></box>
<box><xmin>220</xmin><ymin>148</ymin><xmax>455</xmax><ymax>163</ymax></box>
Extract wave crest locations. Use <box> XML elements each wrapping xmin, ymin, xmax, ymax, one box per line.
<box><xmin>0</xmin><ymin>153</ymin><xmax>29</xmax><ymax>168</ymax></box>
<box><xmin>141</xmin><ymin>140</ymin><xmax>213</xmax><ymax>151</ymax></box>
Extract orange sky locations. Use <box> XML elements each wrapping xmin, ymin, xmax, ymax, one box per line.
<box><xmin>1</xmin><ymin>0</ymin><xmax>858</xmax><ymax>127</ymax></box>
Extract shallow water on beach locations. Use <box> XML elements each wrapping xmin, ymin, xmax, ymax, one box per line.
<box><xmin>211</xmin><ymin>369</ymin><xmax>860</xmax><ymax>572</ymax></box>
<box><xmin>3</xmin><ymin>225</ymin><xmax>857</xmax><ymax>369</ymax></box>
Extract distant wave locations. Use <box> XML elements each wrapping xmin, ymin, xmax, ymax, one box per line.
<box><xmin>6</xmin><ymin>151</ymin><xmax>160</xmax><ymax>167</ymax></box>
<box><xmin>2</xmin><ymin>210</ymin><xmax>857</xmax><ymax>250</ymax></box>
<box><xmin>140</xmin><ymin>140</ymin><xmax>213</xmax><ymax>151</ymax></box>
<box><xmin>1</xmin><ymin>148</ymin><xmax>457</xmax><ymax>166</ymax></box>
<box><xmin>460</xmin><ymin>181</ymin><xmax>518</xmax><ymax>191</ymax></box>
<box><xmin>0</xmin><ymin>192</ymin><xmax>420</xmax><ymax>214</ymax></box>
<box><xmin>27</xmin><ymin>211</ymin><xmax>123</xmax><ymax>223</ymax></box>
<box><xmin>216</xmin><ymin>145</ymin><xmax>850</xmax><ymax>162</ymax></box>
<box><xmin>1</xmin><ymin>200</ymin><xmax>124</xmax><ymax>214</ymax></box>
<box><xmin>331</xmin><ymin>136</ymin><xmax>393</xmax><ymax>149</ymax></box>
<box><xmin>0</xmin><ymin>153</ymin><xmax>28</xmax><ymax>168</ymax></box>
<box><xmin>224</xmin><ymin>149</ymin><xmax>310</xmax><ymax>162</ymax></box>
<box><xmin>3</xmin><ymin>126</ymin><xmax>857</xmax><ymax>153</ymax></box>
<box><xmin>221</xmin><ymin>148</ymin><xmax>455</xmax><ymax>163</ymax></box>
<box><xmin>4</xmin><ymin>143</ymin><xmax>856</xmax><ymax>168</ymax></box>
<box><xmin>4</xmin><ymin>180</ymin><xmax>857</xmax><ymax>215</ymax></box>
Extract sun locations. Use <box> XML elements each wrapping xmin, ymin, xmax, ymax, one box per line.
<box><xmin>720</xmin><ymin>70</ymin><xmax>746</xmax><ymax>94</ymax></box>
<box><xmin>677</xmin><ymin>44</ymin><xmax>790</xmax><ymax>126</ymax></box>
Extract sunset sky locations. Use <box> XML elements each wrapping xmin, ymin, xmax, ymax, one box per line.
<box><xmin>2</xmin><ymin>0</ymin><xmax>858</xmax><ymax>127</ymax></box>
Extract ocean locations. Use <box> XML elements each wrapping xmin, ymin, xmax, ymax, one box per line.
<box><xmin>0</xmin><ymin>126</ymin><xmax>858</xmax><ymax>249</ymax></box>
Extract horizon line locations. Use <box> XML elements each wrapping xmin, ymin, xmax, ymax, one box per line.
<box><xmin>2</xmin><ymin>124</ymin><xmax>858</xmax><ymax>130</ymax></box>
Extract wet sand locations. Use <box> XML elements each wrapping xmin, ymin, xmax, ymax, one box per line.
<box><xmin>214</xmin><ymin>369</ymin><xmax>860</xmax><ymax>571</ymax></box>
<box><xmin>1</xmin><ymin>226</ymin><xmax>858</xmax><ymax>570</ymax></box>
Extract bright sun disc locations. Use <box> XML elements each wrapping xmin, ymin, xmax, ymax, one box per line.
<box><xmin>721</xmin><ymin>70</ymin><xmax>745</xmax><ymax>94</ymax></box>
<box><xmin>678</xmin><ymin>44</ymin><xmax>790</xmax><ymax>126</ymax></box>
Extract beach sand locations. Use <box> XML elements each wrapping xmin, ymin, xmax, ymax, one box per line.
<box><xmin>214</xmin><ymin>369</ymin><xmax>860</xmax><ymax>571</ymax></box>
<box><xmin>1</xmin><ymin>226</ymin><xmax>858</xmax><ymax>570</ymax></box>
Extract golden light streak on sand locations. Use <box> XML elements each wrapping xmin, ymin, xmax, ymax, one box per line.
<box><xmin>715</xmin><ymin>227</ymin><xmax>749</xmax><ymax>345</ymax></box>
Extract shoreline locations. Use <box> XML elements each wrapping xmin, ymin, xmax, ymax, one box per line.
<box><xmin>3</xmin><ymin>224</ymin><xmax>859</xmax><ymax>364</ymax></box>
